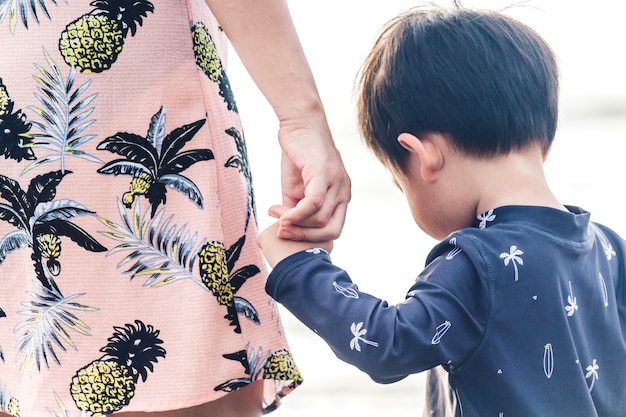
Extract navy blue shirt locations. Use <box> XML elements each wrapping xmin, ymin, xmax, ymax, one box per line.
<box><xmin>266</xmin><ymin>206</ymin><xmax>626</xmax><ymax>417</ymax></box>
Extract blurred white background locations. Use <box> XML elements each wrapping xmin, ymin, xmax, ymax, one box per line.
<box><xmin>227</xmin><ymin>1</ymin><xmax>626</xmax><ymax>415</ymax></box>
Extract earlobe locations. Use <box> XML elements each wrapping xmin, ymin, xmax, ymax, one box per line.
<box><xmin>397</xmin><ymin>133</ymin><xmax>444</xmax><ymax>182</ymax></box>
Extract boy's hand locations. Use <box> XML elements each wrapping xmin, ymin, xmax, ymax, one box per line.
<box><xmin>258</xmin><ymin>222</ymin><xmax>333</xmax><ymax>268</ymax></box>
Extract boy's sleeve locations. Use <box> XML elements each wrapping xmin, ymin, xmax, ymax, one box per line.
<box><xmin>265</xmin><ymin>246</ymin><xmax>488</xmax><ymax>383</ymax></box>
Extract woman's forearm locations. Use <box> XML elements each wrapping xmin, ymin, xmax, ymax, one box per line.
<box><xmin>204</xmin><ymin>0</ymin><xmax>325</xmax><ymax>124</ymax></box>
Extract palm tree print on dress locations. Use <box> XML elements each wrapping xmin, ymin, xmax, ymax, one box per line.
<box><xmin>97</xmin><ymin>107</ymin><xmax>213</xmax><ymax>216</ymax></box>
<box><xmin>0</xmin><ymin>170</ymin><xmax>106</xmax><ymax>286</ymax></box>
<box><xmin>585</xmin><ymin>359</ymin><xmax>599</xmax><ymax>392</ymax></box>
<box><xmin>0</xmin><ymin>0</ymin><xmax>65</xmax><ymax>33</ymax></box>
<box><xmin>349</xmin><ymin>322</ymin><xmax>379</xmax><ymax>352</ymax></box>
<box><xmin>70</xmin><ymin>320</ymin><xmax>165</xmax><ymax>416</ymax></box>
<box><xmin>99</xmin><ymin>199</ymin><xmax>261</xmax><ymax>333</ymax></box>
<box><xmin>15</xmin><ymin>281</ymin><xmax>98</xmax><ymax>374</ymax></box>
<box><xmin>215</xmin><ymin>344</ymin><xmax>302</xmax><ymax>393</ymax></box>
<box><xmin>23</xmin><ymin>49</ymin><xmax>102</xmax><ymax>174</ymax></box>
<box><xmin>99</xmin><ymin>198</ymin><xmax>208</xmax><ymax>286</ymax></box>
<box><xmin>224</xmin><ymin>127</ymin><xmax>255</xmax><ymax>230</ymax></box>
<box><xmin>191</xmin><ymin>21</ymin><xmax>238</xmax><ymax>113</ymax></box>
<box><xmin>59</xmin><ymin>0</ymin><xmax>154</xmax><ymax>74</ymax></box>
<box><xmin>0</xmin><ymin>170</ymin><xmax>106</xmax><ymax>372</ymax></box>
<box><xmin>0</xmin><ymin>78</ymin><xmax>35</xmax><ymax>162</ymax></box>
<box><xmin>500</xmin><ymin>245</ymin><xmax>523</xmax><ymax>281</ymax></box>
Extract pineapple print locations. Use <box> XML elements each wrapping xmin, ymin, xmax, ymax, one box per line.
<box><xmin>0</xmin><ymin>78</ymin><xmax>35</xmax><ymax>161</ymax></box>
<box><xmin>199</xmin><ymin>241</ymin><xmax>233</xmax><ymax>306</ymax></box>
<box><xmin>0</xmin><ymin>385</ymin><xmax>20</xmax><ymax>417</ymax></box>
<box><xmin>70</xmin><ymin>320</ymin><xmax>165</xmax><ymax>416</ymax></box>
<box><xmin>0</xmin><ymin>80</ymin><xmax>8</xmax><ymax>112</ymax></box>
<box><xmin>191</xmin><ymin>21</ymin><xmax>238</xmax><ymax>112</ymax></box>
<box><xmin>59</xmin><ymin>0</ymin><xmax>154</xmax><ymax>73</ymax></box>
<box><xmin>6</xmin><ymin>398</ymin><xmax>20</xmax><ymax>417</ymax></box>
<box><xmin>215</xmin><ymin>346</ymin><xmax>302</xmax><ymax>393</ymax></box>
<box><xmin>197</xmin><ymin>236</ymin><xmax>261</xmax><ymax>334</ymax></box>
<box><xmin>263</xmin><ymin>350</ymin><xmax>303</xmax><ymax>383</ymax></box>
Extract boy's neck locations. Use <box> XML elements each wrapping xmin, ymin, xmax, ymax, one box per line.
<box><xmin>470</xmin><ymin>146</ymin><xmax>567</xmax><ymax>215</ymax></box>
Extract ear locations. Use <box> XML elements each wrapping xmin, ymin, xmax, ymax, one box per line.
<box><xmin>397</xmin><ymin>133</ymin><xmax>444</xmax><ymax>182</ymax></box>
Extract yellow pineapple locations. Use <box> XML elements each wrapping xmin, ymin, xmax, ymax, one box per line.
<box><xmin>0</xmin><ymin>81</ymin><xmax>9</xmax><ymax>116</ymax></box>
<box><xmin>197</xmin><ymin>236</ymin><xmax>260</xmax><ymax>333</ymax></box>
<box><xmin>198</xmin><ymin>241</ymin><xmax>233</xmax><ymax>306</ymax></box>
<box><xmin>191</xmin><ymin>21</ymin><xmax>238</xmax><ymax>112</ymax></box>
<box><xmin>59</xmin><ymin>0</ymin><xmax>154</xmax><ymax>73</ymax></box>
<box><xmin>6</xmin><ymin>398</ymin><xmax>19</xmax><ymax>417</ymax></box>
<box><xmin>0</xmin><ymin>385</ymin><xmax>20</xmax><ymax>417</ymax></box>
<box><xmin>192</xmin><ymin>22</ymin><xmax>221</xmax><ymax>83</ymax></box>
<box><xmin>70</xmin><ymin>320</ymin><xmax>165</xmax><ymax>416</ymax></box>
<box><xmin>263</xmin><ymin>350</ymin><xmax>303</xmax><ymax>383</ymax></box>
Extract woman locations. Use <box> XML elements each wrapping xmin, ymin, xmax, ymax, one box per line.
<box><xmin>0</xmin><ymin>0</ymin><xmax>350</xmax><ymax>415</ymax></box>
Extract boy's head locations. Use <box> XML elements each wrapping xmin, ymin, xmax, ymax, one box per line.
<box><xmin>357</xmin><ymin>3</ymin><xmax>559</xmax><ymax>174</ymax></box>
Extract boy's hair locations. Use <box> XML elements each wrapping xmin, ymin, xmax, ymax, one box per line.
<box><xmin>357</xmin><ymin>3</ymin><xmax>559</xmax><ymax>172</ymax></box>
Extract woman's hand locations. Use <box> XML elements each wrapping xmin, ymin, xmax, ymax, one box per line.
<box><xmin>269</xmin><ymin>113</ymin><xmax>351</xmax><ymax>242</ymax></box>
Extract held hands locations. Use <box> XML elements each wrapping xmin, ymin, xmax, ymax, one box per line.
<box><xmin>259</xmin><ymin>112</ymin><xmax>344</xmax><ymax>267</ymax></box>
<box><xmin>269</xmin><ymin>114</ymin><xmax>351</xmax><ymax>242</ymax></box>
<box><xmin>258</xmin><ymin>222</ymin><xmax>333</xmax><ymax>268</ymax></box>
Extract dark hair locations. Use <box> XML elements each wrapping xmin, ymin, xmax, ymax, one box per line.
<box><xmin>357</xmin><ymin>4</ymin><xmax>559</xmax><ymax>172</ymax></box>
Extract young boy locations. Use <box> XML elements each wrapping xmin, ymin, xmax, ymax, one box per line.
<box><xmin>258</xmin><ymin>4</ymin><xmax>626</xmax><ymax>417</ymax></box>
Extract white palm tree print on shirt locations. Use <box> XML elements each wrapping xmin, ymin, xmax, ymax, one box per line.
<box><xmin>565</xmin><ymin>281</ymin><xmax>578</xmax><ymax>317</ymax></box>
<box><xmin>598</xmin><ymin>234</ymin><xmax>616</xmax><ymax>260</ymax></box>
<box><xmin>586</xmin><ymin>359</ymin><xmax>599</xmax><ymax>392</ymax></box>
<box><xmin>500</xmin><ymin>245</ymin><xmax>524</xmax><ymax>281</ymax></box>
<box><xmin>477</xmin><ymin>209</ymin><xmax>496</xmax><ymax>229</ymax></box>
<box><xmin>349</xmin><ymin>322</ymin><xmax>379</xmax><ymax>352</ymax></box>
<box><xmin>446</xmin><ymin>237</ymin><xmax>462</xmax><ymax>260</ymax></box>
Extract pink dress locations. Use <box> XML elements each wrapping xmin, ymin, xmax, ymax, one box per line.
<box><xmin>0</xmin><ymin>0</ymin><xmax>302</xmax><ymax>415</ymax></box>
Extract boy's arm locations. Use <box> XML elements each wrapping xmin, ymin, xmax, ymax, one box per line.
<box><xmin>260</xmin><ymin>230</ymin><xmax>488</xmax><ymax>383</ymax></box>
<box><xmin>258</xmin><ymin>222</ymin><xmax>332</xmax><ymax>267</ymax></box>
